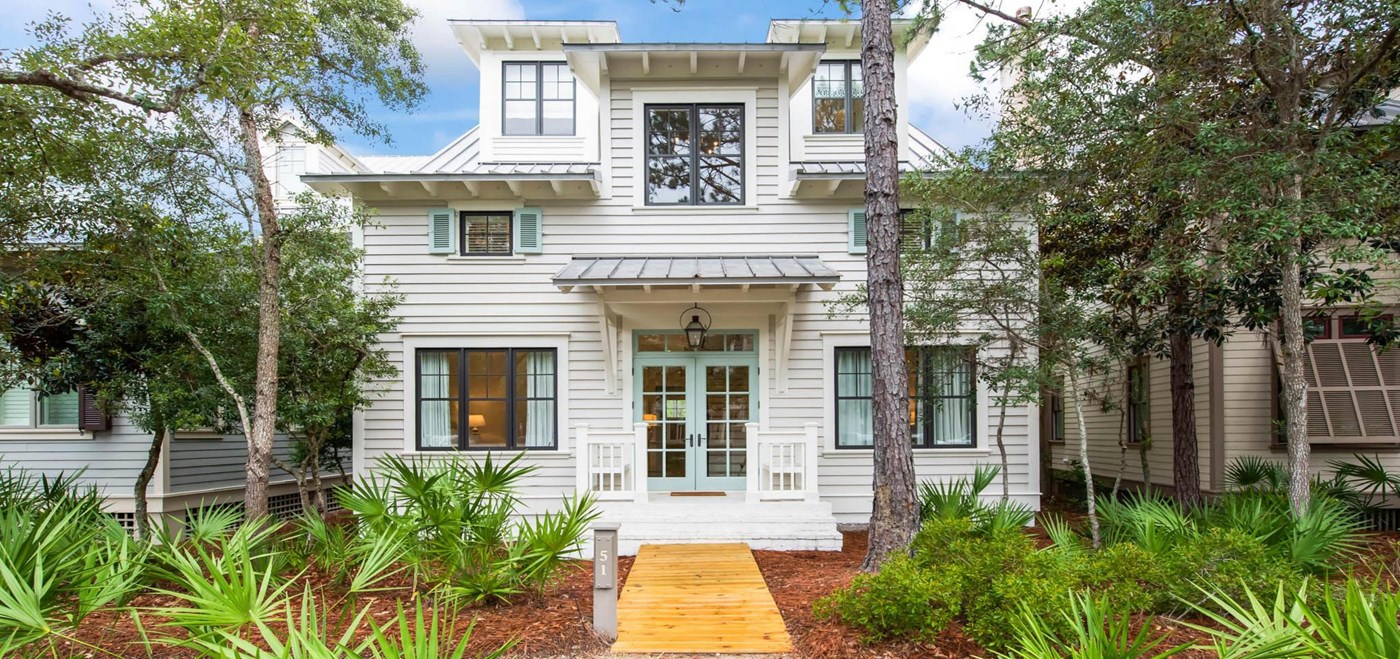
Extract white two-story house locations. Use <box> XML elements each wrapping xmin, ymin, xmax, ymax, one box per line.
<box><xmin>297</xmin><ymin>18</ymin><xmax>1041</xmax><ymax>552</ymax></box>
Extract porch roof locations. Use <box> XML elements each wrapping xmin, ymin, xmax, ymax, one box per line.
<box><xmin>552</xmin><ymin>255</ymin><xmax>840</xmax><ymax>291</ymax></box>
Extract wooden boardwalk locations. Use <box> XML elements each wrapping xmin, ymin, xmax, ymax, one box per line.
<box><xmin>611</xmin><ymin>543</ymin><xmax>793</xmax><ymax>655</ymax></box>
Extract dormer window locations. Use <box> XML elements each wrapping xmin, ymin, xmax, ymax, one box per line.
<box><xmin>813</xmin><ymin>61</ymin><xmax>864</xmax><ymax>134</ymax></box>
<box><xmin>644</xmin><ymin>104</ymin><xmax>744</xmax><ymax>206</ymax></box>
<box><xmin>503</xmin><ymin>62</ymin><xmax>575</xmax><ymax>136</ymax></box>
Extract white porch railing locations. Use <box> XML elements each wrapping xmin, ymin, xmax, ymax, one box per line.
<box><xmin>746</xmin><ymin>422</ymin><xmax>820</xmax><ymax>501</ymax></box>
<box><xmin>575</xmin><ymin>423</ymin><xmax>648</xmax><ymax>503</ymax></box>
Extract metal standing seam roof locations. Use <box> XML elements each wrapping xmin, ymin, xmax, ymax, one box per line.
<box><xmin>553</xmin><ymin>255</ymin><xmax>841</xmax><ymax>286</ymax></box>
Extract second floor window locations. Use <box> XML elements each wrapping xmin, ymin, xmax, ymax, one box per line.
<box><xmin>813</xmin><ymin>61</ymin><xmax>864</xmax><ymax>134</ymax></box>
<box><xmin>645</xmin><ymin>104</ymin><xmax>744</xmax><ymax>206</ymax></box>
<box><xmin>503</xmin><ymin>62</ymin><xmax>575</xmax><ymax>136</ymax></box>
<box><xmin>460</xmin><ymin>211</ymin><xmax>512</xmax><ymax>256</ymax></box>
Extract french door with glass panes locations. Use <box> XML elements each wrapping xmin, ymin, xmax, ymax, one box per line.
<box><xmin>635</xmin><ymin>352</ymin><xmax>757</xmax><ymax>491</ymax></box>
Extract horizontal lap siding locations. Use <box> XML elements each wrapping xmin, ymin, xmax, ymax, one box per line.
<box><xmin>358</xmin><ymin>77</ymin><xmax>1038</xmax><ymax>519</ymax></box>
<box><xmin>168</xmin><ymin>435</ymin><xmax>301</xmax><ymax>493</ymax></box>
<box><xmin>1049</xmin><ymin>339</ymin><xmax>1215</xmax><ymax>491</ymax></box>
<box><xmin>0</xmin><ymin>415</ymin><xmax>153</xmax><ymax>495</ymax></box>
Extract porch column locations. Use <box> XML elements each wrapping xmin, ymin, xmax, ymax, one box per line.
<box><xmin>745</xmin><ymin>421</ymin><xmax>760</xmax><ymax>502</ymax></box>
<box><xmin>632</xmin><ymin>422</ymin><xmax>648</xmax><ymax>503</ymax></box>
<box><xmin>803</xmin><ymin>422</ymin><xmax>820</xmax><ymax>501</ymax></box>
<box><xmin>574</xmin><ymin>423</ymin><xmax>590</xmax><ymax>496</ymax></box>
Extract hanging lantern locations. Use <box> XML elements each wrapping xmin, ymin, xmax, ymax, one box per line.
<box><xmin>680</xmin><ymin>303</ymin><xmax>712</xmax><ymax>350</ymax></box>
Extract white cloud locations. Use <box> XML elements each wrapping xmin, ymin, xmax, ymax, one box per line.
<box><xmin>904</xmin><ymin>0</ymin><xmax>1089</xmax><ymax>150</ymax></box>
<box><xmin>406</xmin><ymin>0</ymin><xmax>524</xmax><ymax>79</ymax></box>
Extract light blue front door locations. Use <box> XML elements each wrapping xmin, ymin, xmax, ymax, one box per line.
<box><xmin>635</xmin><ymin>332</ymin><xmax>757</xmax><ymax>491</ymax></box>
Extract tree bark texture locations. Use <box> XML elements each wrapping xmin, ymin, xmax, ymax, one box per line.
<box><xmin>237</xmin><ymin>106</ymin><xmax>281</xmax><ymax>521</ymax></box>
<box><xmin>1278</xmin><ymin>231</ymin><xmax>1311</xmax><ymax>515</ymax></box>
<box><xmin>1068</xmin><ymin>367</ymin><xmax>1101</xmax><ymax>548</ymax></box>
<box><xmin>134</xmin><ymin>426</ymin><xmax>167</xmax><ymax>539</ymax></box>
<box><xmin>1169</xmin><ymin>323</ymin><xmax>1202</xmax><ymax>507</ymax></box>
<box><xmin>860</xmin><ymin>0</ymin><xmax>919</xmax><ymax>571</ymax></box>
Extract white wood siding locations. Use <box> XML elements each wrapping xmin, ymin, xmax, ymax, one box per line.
<box><xmin>356</xmin><ymin>75</ymin><xmax>1039</xmax><ymax>523</ymax></box>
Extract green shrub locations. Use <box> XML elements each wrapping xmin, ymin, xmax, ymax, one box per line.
<box><xmin>815</xmin><ymin>554</ymin><xmax>961</xmax><ymax>642</ymax></box>
<box><xmin>1085</xmin><ymin>543</ymin><xmax>1172</xmax><ymax>613</ymax></box>
<box><xmin>1165</xmin><ymin>527</ymin><xmax>1303</xmax><ymax>612</ymax></box>
<box><xmin>965</xmin><ymin>546</ymin><xmax>1084</xmax><ymax>651</ymax></box>
<box><xmin>910</xmin><ymin>515</ymin><xmax>977</xmax><ymax>567</ymax></box>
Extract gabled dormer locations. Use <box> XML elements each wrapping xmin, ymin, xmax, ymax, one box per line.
<box><xmin>449</xmin><ymin>21</ymin><xmax>621</xmax><ymax>164</ymax></box>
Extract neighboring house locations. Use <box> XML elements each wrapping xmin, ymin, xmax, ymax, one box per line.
<box><xmin>0</xmin><ymin>384</ymin><xmax>336</xmax><ymax>528</ymax></box>
<box><xmin>0</xmin><ymin>133</ymin><xmax>354</xmax><ymax>532</ymax></box>
<box><xmin>1046</xmin><ymin>93</ymin><xmax>1400</xmax><ymax>503</ymax></box>
<box><xmin>1046</xmin><ymin>316</ymin><xmax>1400</xmax><ymax>500</ymax></box>
<box><xmin>293</xmin><ymin>17</ymin><xmax>1041</xmax><ymax>554</ymax></box>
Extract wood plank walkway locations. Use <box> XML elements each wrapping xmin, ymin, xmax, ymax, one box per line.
<box><xmin>611</xmin><ymin>543</ymin><xmax>793</xmax><ymax>655</ymax></box>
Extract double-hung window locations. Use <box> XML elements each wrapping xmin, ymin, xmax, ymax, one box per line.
<box><xmin>416</xmin><ymin>348</ymin><xmax>557</xmax><ymax>450</ymax></box>
<box><xmin>0</xmin><ymin>386</ymin><xmax>79</xmax><ymax>428</ymax></box>
<box><xmin>644</xmin><ymin>104</ymin><xmax>744</xmax><ymax>206</ymax></box>
<box><xmin>813</xmin><ymin>61</ymin><xmax>864</xmax><ymax>134</ymax></box>
<box><xmin>503</xmin><ymin>62</ymin><xmax>575</xmax><ymax>136</ymax></box>
<box><xmin>835</xmin><ymin>346</ymin><xmax>976</xmax><ymax>449</ymax></box>
<box><xmin>1046</xmin><ymin>385</ymin><xmax>1066</xmax><ymax>443</ymax></box>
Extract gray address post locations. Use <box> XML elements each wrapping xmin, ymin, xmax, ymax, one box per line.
<box><xmin>592</xmin><ymin>523</ymin><xmax>620</xmax><ymax>641</ymax></box>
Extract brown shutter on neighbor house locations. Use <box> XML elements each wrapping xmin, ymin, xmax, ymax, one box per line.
<box><xmin>77</xmin><ymin>387</ymin><xmax>110</xmax><ymax>431</ymax></box>
<box><xmin>1303</xmin><ymin>339</ymin><xmax>1400</xmax><ymax>443</ymax></box>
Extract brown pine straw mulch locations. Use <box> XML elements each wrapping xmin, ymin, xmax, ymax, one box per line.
<box><xmin>62</xmin><ymin>528</ymin><xmax>1400</xmax><ymax>658</ymax></box>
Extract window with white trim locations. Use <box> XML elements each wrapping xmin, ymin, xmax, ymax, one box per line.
<box><xmin>0</xmin><ymin>386</ymin><xmax>79</xmax><ymax>428</ymax></box>
<box><xmin>503</xmin><ymin>62</ymin><xmax>575</xmax><ymax>136</ymax></box>
<box><xmin>813</xmin><ymin>61</ymin><xmax>864</xmax><ymax>134</ymax></box>
<box><xmin>416</xmin><ymin>348</ymin><xmax>557</xmax><ymax>450</ymax></box>
<box><xmin>835</xmin><ymin>346</ymin><xmax>976</xmax><ymax>449</ymax></box>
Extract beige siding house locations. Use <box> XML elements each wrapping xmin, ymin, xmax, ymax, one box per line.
<box><xmin>1048</xmin><ymin>318</ymin><xmax>1400</xmax><ymax>497</ymax></box>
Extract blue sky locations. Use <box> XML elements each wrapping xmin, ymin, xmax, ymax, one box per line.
<box><xmin>2</xmin><ymin>0</ymin><xmax>1066</xmax><ymax>157</ymax></box>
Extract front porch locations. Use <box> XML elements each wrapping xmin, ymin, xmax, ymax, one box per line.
<box><xmin>575</xmin><ymin>422</ymin><xmax>842</xmax><ymax>554</ymax></box>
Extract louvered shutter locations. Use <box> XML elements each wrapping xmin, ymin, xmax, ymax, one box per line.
<box><xmin>848</xmin><ymin>208</ymin><xmax>868</xmax><ymax>254</ymax></box>
<box><xmin>513</xmin><ymin>207</ymin><xmax>542</xmax><ymax>254</ymax></box>
<box><xmin>77</xmin><ymin>386</ymin><xmax>110</xmax><ymax>431</ymax></box>
<box><xmin>1303</xmin><ymin>339</ymin><xmax>1400</xmax><ymax>442</ymax></box>
<box><xmin>427</xmin><ymin>208</ymin><xmax>456</xmax><ymax>254</ymax></box>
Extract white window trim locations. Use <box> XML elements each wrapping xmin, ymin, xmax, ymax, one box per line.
<box><xmin>820</xmin><ymin>331</ymin><xmax>992</xmax><ymax>455</ymax></box>
<box><xmin>0</xmin><ymin>388</ymin><xmax>88</xmax><ymax>439</ymax></box>
<box><xmin>630</xmin><ymin>88</ymin><xmax>760</xmax><ymax>210</ymax></box>
<box><xmin>400</xmin><ymin>333</ymin><xmax>571</xmax><ymax>455</ymax></box>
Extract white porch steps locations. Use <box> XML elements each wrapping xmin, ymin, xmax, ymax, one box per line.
<box><xmin>585</xmin><ymin>493</ymin><xmax>844</xmax><ymax>555</ymax></box>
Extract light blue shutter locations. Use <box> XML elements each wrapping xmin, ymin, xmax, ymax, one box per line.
<box><xmin>514</xmin><ymin>207</ymin><xmax>543</xmax><ymax>254</ymax></box>
<box><xmin>427</xmin><ymin>207</ymin><xmax>455</xmax><ymax>254</ymax></box>
<box><xmin>848</xmin><ymin>208</ymin><xmax>868</xmax><ymax>254</ymax></box>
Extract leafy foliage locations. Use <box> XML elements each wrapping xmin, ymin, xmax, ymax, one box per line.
<box><xmin>996</xmin><ymin>591</ymin><xmax>1187</xmax><ymax>659</ymax></box>
<box><xmin>815</xmin><ymin>553</ymin><xmax>961</xmax><ymax>642</ymax></box>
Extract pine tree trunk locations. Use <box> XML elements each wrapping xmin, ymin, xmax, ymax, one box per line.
<box><xmin>134</xmin><ymin>426</ymin><xmax>167</xmax><ymax>539</ymax></box>
<box><xmin>237</xmin><ymin>106</ymin><xmax>281</xmax><ymax>522</ymax></box>
<box><xmin>1278</xmin><ymin>229</ymin><xmax>1311</xmax><ymax>515</ymax></box>
<box><xmin>1068</xmin><ymin>367</ymin><xmax>1101</xmax><ymax>548</ymax></box>
<box><xmin>859</xmin><ymin>0</ymin><xmax>918</xmax><ymax>571</ymax></box>
<box><xmin>1169</xmin><ymin>323</ymin><xmax>1202</xmax><ymax>506</ymax></box>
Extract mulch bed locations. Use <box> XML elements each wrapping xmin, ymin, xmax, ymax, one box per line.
<box><xmin>62</xmin><ymin>527</ymin><xmax>1400</xmax><ymax>658</ymax></box>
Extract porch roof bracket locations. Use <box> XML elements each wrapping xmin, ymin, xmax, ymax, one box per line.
<box><xmin>597</xmin><ymin>298</ymin><xmax>619</xmax><ymax>395</ymax></box>
<box><xmin>777</xmin><ymin>301</ymin><xmax>795</xmax><ymax>394</ymax></box>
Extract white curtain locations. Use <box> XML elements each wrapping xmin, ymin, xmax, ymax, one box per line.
<box><xmin>522</xmin><ymin>351</ymin><xmax>555</xmax><ymax>447</ymax></box>
<box><xmin>420</xmin><ymin>353</ymin><xmax>454</xmax><ymax>447</ymax></box>
<box><xmin>837</xmin><ymin>349</ymin><xmax>873</xmax><ymax>446</ymax></box>
<box><xmin>929</xmin><ymin>349</ymin><xmax>974</xmax><ymax>446</ymax></box>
